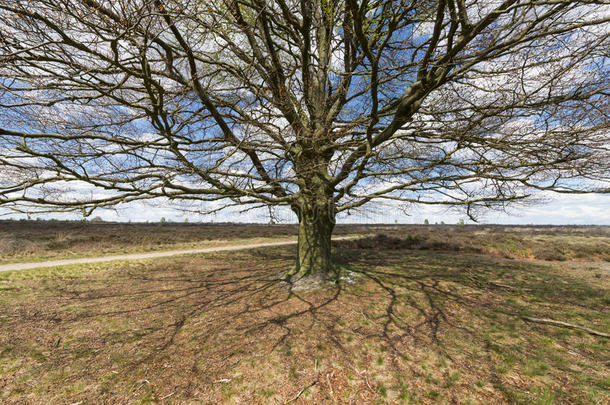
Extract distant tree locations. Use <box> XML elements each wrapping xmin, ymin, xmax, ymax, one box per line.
<box><xmin>160</xmin><ymin>217</ymin><xmax>166</xmax><ymax>224</ymax></box>
<box><xmin>424</xmin><ymin>219</ymin><xmax>430</xmax><ymax>225</ymax></box>
<box><xmin>0</xmin><ymin>1</ymin><xmax>608</xmax><ymax>285</ymax></box>
<box><xmin>458</xmin><ymin>218</ymin><xmax>465</xmax><ymax>225</ymax></box>
<box><xmin>90</xmin><ymin>216</ymin><xmax>104</xmax><ymax>223</ymax></box>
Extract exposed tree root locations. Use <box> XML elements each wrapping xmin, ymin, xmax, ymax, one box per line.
<box><xmin>522</xmin><ymin>316</ymin><xmax>609</xmax><ymax>338</ymax></box>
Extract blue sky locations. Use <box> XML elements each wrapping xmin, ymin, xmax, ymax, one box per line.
<box><xmin>1</xmin><ymin>3</ymin><xmax>608</xmax><ymax>227</ymax></box>
<box><xmin>3</xmin><ymin>192</ymin><xmax>608</xmax><ymax>225</ymax></box>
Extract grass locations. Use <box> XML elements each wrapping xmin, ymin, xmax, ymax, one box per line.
<box><xmin>0</xmin><ymin>227</ymin><xmax>608</xmax><ymax>403</ymax></box>
<box><xmin>0</xmin><ymin>223</ymin><xmax>304</xmax><ymax>265</ymax></box>
<box><xmin>0</xmin><ymin>220</ymin><xmax>367</xmax><ymax>265</ymax></box>
<box><xmin>2</xmin><ymin>221</ymin><xmax>609</xmax><ymax>265</ymax></box>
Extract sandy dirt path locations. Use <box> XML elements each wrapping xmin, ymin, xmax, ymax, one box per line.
<box><xmin>0</xmin><ymin>237</ymin><xmax>354</xmax><ymax>273</ymax></box>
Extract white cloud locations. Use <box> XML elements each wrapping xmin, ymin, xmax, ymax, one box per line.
<box><xmin>3</xmin><ymin>190</ymin><xmax>607</xmax><ymax>225</ymax></box>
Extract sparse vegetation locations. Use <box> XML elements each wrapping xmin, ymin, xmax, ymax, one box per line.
<box><xmin>2</xmin><ymin>221</ymin><xmax>609</xmax><ymax>266</ymax></box>
<box><xmin>0</xmin><ymin>220</ymin><xmax>356</xmax><ymax>264</ymax></box>
<box><xmin>0</xmin><ymin>224</ymin><xmax>608</xmax><ymax>403</ymax></box>
<box><xmin>336</xmin><ymin>226</ymin><xmax>610</xmax><ymax>263</ymax></box>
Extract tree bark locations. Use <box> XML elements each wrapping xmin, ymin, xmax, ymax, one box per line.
<box><xmin>291</xmin><ymin>199</ymin><xmax>336</xmax><ymax>284</ymax></box>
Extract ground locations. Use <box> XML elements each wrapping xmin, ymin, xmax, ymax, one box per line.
<box><xmin>0</xmin><ymin>221</ymin><xmax>310</xmax><ymax>264</ymax></box>
<box><xmin>1</xmin><ymin>221</ymin><xmax>608</xmax><ymax>264</ymax></box>
<box><xmin>0</xmin><ymin>223</ymin><xmax>608</xmax><ymax>404</ymax></box>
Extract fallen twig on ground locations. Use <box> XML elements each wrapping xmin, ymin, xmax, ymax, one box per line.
<box><xmin>326</xmin><ymin>371</ymin><xmax>335</xmax><ymax>402</ymax></box>
<box><xmin>523</xmin><ymin>317</ymin><xmax>609</xmax><ymax>338</ymax></box>
<box><xmin>160</xmin><ymin>392</ymin><xmax>175</xmax><ymax>400</ymax></box>
<box><xmin>285</xmin><ymin>380</ymin><xmax>318</xmax><ymax>404</ymax></box>
<box><xmin>351</xmin><ymin>366</ymin><xmax>375</xmax><ymax>393</ymax></box>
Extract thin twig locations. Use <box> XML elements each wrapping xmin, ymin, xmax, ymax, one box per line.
<box><xmin>326</xmin><ymin>371</ymin><xmax>335</xmax><ymax>402</ymax></box>
<box><xmin>351</xmin><ymin>366</ymin><xmax>375</xmax><ymax>393</ymax></box>
<box><xmin>284</xmin><ymin>380</ymin><xmax>318</xmax><ymax>404</ymax></box>
<box><xmin>160</xmin><ymin>392</ymin><xmax>175</xmax><ymax>400</ymax></box>
<box><xmin>523</xmin><ymin>317</ymin><xmax>609</xmax><ymax>338</ymax></box>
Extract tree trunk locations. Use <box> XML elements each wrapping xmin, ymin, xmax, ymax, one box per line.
<box><xmin>291</xmin><ymin>200</ymin><xmax>336</xmax><ymax>285</ymax></box>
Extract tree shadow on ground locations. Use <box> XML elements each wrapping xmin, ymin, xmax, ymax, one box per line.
<box><xmin>1</xmin><ymin>245</ymin><xmax>608</xmax><ymax>403</ymax></box>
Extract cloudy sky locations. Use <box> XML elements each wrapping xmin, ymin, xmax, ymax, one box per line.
<box><xmin>3</xmin><ymin>191</ymin><xmax>607</xmax><ymax>225</ymax></box>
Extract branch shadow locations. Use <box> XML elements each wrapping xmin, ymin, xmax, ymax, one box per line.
<box><xmin>2</xmin><ymin>243</ymin><xmax>607</xmax><ymax>403</ymax></box>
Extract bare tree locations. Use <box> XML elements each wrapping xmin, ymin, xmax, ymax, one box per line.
<box><xmin>1</xmin><ymin>0</ymin><xmax>609</xmax><ymax>283</ymax></box>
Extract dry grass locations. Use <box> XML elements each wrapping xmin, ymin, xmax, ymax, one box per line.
<box><xmin>336</xmin><ymin>226</ymin><xmax>610</xmax><ymax>263</ymax></box>
<box><xmin>0</xmin><ymin>236</ymin><xmax>608</xmax><ymax>404</ymax></box>
<box><xmin>1</xmin><ymin>221</ymin><xmax>608</xmax><ymax>265</ymax></box>
<box><xmin>0</xmin><ymin>221</ymin><xmax>303</xmax><ymax>263</ymax></box>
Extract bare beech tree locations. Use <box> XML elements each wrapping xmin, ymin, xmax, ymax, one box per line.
<box><xmin>0</xmin><ymin>0</ymin><xmax>609</xmax><ymax>283</ymax></box>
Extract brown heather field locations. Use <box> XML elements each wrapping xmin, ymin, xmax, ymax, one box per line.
<box><xmin>1</xmin><ymin>220</ymin><xmax>609</xmax><ymax>264</ymax></box>
<box><xmin>0</xmin><ymin>220</ymin><xmax>310</xmax><ymax>264</ymax></box>
<box><xmin>0</xmin><ymin>222</ymin><xmax>608</xmax><ymax>404</ymax></box>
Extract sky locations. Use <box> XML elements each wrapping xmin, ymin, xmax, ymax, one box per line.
<box><xmin>0</xmin><ymin>2</ymin><xmax>608</xmax><ymax>226</ymax></box>
<box><xmin>3</xmin><ymin>191</ymin><xmax>608</xmax><ymax>225</ymax></box>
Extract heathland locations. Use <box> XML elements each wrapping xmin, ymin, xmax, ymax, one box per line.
<box><xmin>0</xmin><ymin>221</ymin><xmax>608</xmax><ymax>404</ymax></box>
